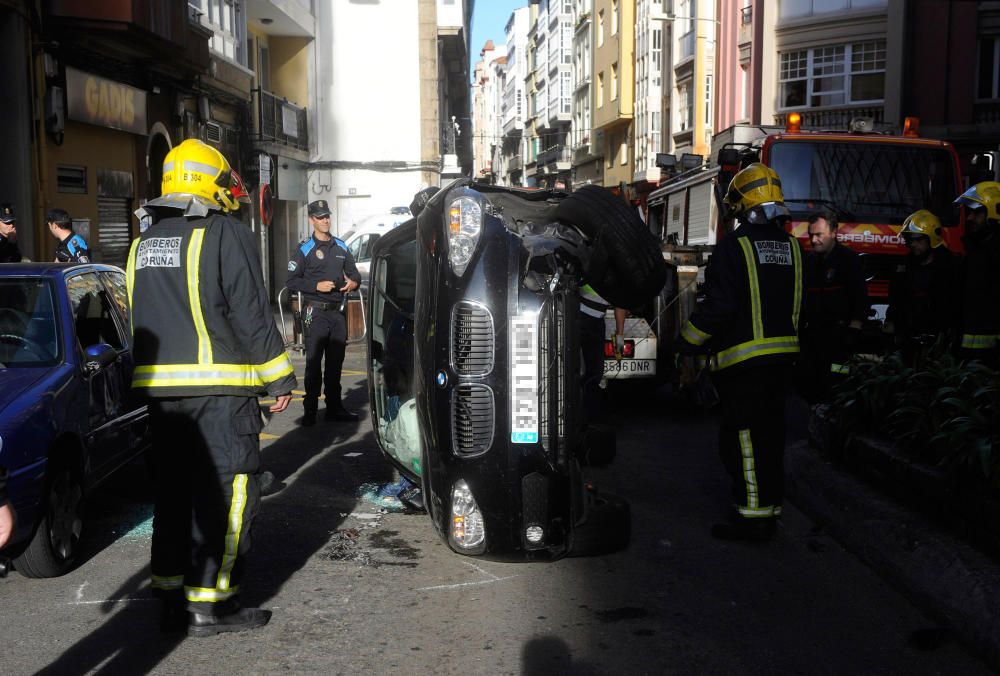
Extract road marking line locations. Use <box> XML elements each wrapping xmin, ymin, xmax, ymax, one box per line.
<box><xmin>260</xmin><ymin>433</ymin><xmax>280</xmax><ymax>440</ymax></box>
<box><xmin>343</xmin><ymin>452</ymin><xmax>362</xmax><ymax>457</ymax></box>
<box><xmin>65</xmin><ymin>598</ymin><xmax>159</xmax><ymax>606</ymax></box>
<box><xmin>75</xmin><ymin>581</ymin><xmax>89</xmax><ymax>602</ymax></box>
<box><xmin>416</xmin><ymin>576</ymin><xmax>518</xmax><ymax>592</ymax></box>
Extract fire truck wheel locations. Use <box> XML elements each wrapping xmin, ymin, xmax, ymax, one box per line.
<box><xmin>554</xmin><ymin>185</ymin><xmax>665</xmax><ymax>312</ymax></box>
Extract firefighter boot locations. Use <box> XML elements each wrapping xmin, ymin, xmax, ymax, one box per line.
<box><xmin>188</xmin><ymin>607</ymin><xmax>272</xmax><ymax>637</ymax></box>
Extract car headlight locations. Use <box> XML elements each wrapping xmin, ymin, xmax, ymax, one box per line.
<box><xmin>447</xmin><ymin>196</ymin><xmax>482</xmax><ymax>276</ymax></box>
<box><xmin>449</xmin><ymin>479</ymin><xmax>486</xmax><ymax>551</ymax></box>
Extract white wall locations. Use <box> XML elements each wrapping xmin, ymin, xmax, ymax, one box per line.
<box><xmin>309</xmin><ymin>0</ymin><xmax>426</xmax><ymax>236</ymax></box>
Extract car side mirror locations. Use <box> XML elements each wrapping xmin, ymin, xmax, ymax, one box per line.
<box><xmin>84</xmin><ymin>343</ymin><xmax>117</xmax><ymax>372</ymax></box>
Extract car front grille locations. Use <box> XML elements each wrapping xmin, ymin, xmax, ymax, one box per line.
<box><xmin>452</xmin><ymin>383</ymin><xmax>494</xmax><ymax>455</ymax></box>
<box><xmin>452</xmin><ymin>301</ymin><xmax>494</xmax><ymax>375</ymax></box>
<box><xmin>539</xmin><ymin>295</ymin><xmax>568</xmax><ymax>464</ymax></box>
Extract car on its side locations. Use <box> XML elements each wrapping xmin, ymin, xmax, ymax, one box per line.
<box><xmin>367</xmin><ymin>180</ymin><xmax>665</xmax><ymax>559</ymax></box>
<box><xmin>0</xmin><ymin>263</ymin><xmax>149</xmax><ymax>577</ymax></box>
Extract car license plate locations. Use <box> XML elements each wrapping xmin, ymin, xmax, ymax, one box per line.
<box><xmin>510</xmin><ymin>314</ymin><xmax>538</xmax><ymax>444</ymax></box>
<box><xmin>603</xmin><ymin>359</ymin><xmax>655</xmax><ymax>375</ymax></box>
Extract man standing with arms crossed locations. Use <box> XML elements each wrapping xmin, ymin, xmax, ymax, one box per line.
<box><xmin>127</xmin><ymin>139</ymin><xmax>295</xmax><ymax>636</ymax></box>
<box><xmin>286</xmin><ymin>200</ymin><xmax>362</xmax><ymax>426</ymax></box>
<box><xmin>679</xmin><ymin>163</ymin><xmax>803</xmax><ymax>543</ymax></box>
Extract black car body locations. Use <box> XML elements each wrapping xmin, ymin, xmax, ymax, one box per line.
<box><xmin>366</xmin><ymin>180</ymin><xmax>663</xmax><ymax>558</ymax></box>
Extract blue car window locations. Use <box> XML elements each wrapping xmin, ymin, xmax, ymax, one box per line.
<box><xmin>0</xmin><ymin>278</ymin><xmax>60</xmax><ymax>366</ymax></box>
<box><xmin>66</xmin><ymin>273</ymin><xmax>125</xmax><ymax>351</ymax></box>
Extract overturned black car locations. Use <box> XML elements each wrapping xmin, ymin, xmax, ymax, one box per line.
<box><xmin>366</xmin><ymin>180</ymin><xmax>664</xmax><ymax>558</ymax></box>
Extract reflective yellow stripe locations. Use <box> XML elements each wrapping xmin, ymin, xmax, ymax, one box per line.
<box><xmin>151</xmin><ymin>574</ymin><xmax>184</xmax><ymax>590</ymax></box>
<box><xmin>256</xmin><ymin>352</ymin><xmax>294</xmax><ymax>381</ymax></box>
<box><xmin>185</xmin><ymin>586</ymin><xmax>239</xmax><ymax>603</ymax></box>
<box><xmin>738</xmin><ymin>238</ymin><xmax>764</xmax><ymax>340</ymax></box>
<box><xmin>681</xmin><ymin>321</ymin><xmax>711</xmax><ymax>346</ymax></box>
<box><xmin>132</xmin><ymin>359</ymin><xmax>293</xmax><ymax>389</ymax></box>
<box><xmin>217</xmin><ymin>474</ymin><xmax>248</xmax><ymax>590</ymax></box>
<box><xmin>738</xmin><ymin>429</ymin><xmax>759</xmax><ymax>509</ymax></box>
<box><xmin>187</xmin><ymin>229</ymin><xmax>212</xmax><ymax>364</ymax></box>
<box><xmin>125</xmin><ymin>238</ymin><xmax>139</xmax><ymax>331</ymax></box>
<box><xmin>737</xmin><ymin>505</ymin><xmax>777</xmax><ymax>518</ymax></box>
<box><xmin>714</xmin><ymin>336</ymin><xmax>799</xmax><ymax>370</ymax></box>
<box><xmin>830</xmin><ymin>363</ymin><xmax>849</xmax><ymax>374</ymax></box>
<box><xmin>961</xmin><ymin>334</ymin><xmax>998</xmax><ymax>349</ymax></box>
<box><xmin>791</xmin><ymin>238</ymin><xmax>803</xmax><ymax>332</ymax></box>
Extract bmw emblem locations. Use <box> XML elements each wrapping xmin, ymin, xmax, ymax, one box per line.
<box><xmin>436</xmin><ymin>371</ymin><xmax>448</xmax><ymax>388</ymax></box>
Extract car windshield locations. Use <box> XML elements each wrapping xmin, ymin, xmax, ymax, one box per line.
<box><xmin>0</xmin><ymin>278</ymin><xmax>61</xmax><ymax>367</ymax></box>
<box><xmin>769</xmin><ymin>141</ymin><xmax>959</xmax><ymax>226</ymax></box>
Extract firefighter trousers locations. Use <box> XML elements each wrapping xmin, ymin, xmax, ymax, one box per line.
<box><xmin>147</xmin><ymin>395</ymin><xmax>263</xmax><ymax>613</ymax></box>
<box><xmin>303</xmin><ymin>306</ymin><xmax>347</xmax><ymax>412</ymax></box>
<box><xmin>714</xmin><ymin>365</ymin><xmax>791</xmax><ymax>520</ymax></box>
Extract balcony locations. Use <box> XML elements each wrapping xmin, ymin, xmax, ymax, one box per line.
<box><xmin>678</xmin><ymin>30</ymin><xmax>694</xmax><ymax>61</ymax></box>
<box><xmin>253</xmin><ymin>88</ymin><xmax>308</xmax><ymax>152</ymax></box>
<box><xmin>738</xmin><ymin>6</ymin><xmax>752</xmax><ymax>46</ymax></box>
<box><xmin>508</xmin><ymin>155</ymin><xmax>523</xmax><ymax>173</ymax></box>
<box><xmin>774</xmin><ymin>104</ymin><xmax>885</xmax><ymax>131</ymax></box>
<box><xmin>538</xmin><ymin>145</ymin><xmax>572</xmax><ymax>172</ymax></box>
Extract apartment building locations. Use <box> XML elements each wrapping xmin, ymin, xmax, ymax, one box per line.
<box><xmin>593</xmin><ymin>0</ymin><xmax>635</xmax><ymax>188</ymax></box>
<box><xmin>501</xmin><ymin>7</ymin><xmax>531</xmax><ymax>186</ymax></box>
<box><xmin>527</xmin><ymin>0</ymin><xmax>574</xmax><ymax>189</ymax></box>
<box><xmin>472</xmin><ymin>41</ymin><xmax>508</xmax><ymax>182</ymax></box>
<box><xmin>571</xmin><ymin>0</ymin><xmax>604</xmax><ymax>188</ymax></box>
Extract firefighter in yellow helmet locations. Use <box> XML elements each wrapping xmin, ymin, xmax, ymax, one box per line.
<box><xmin>954</xmin><ymin>182</ymin><xmax>1000</xmax><ymax>363</ymax></box>
<box><xmin>127</xmin><ymin>139</ymin><xmax>296</xmax><ymax>635</ymax></box>
<box><xmin>678</xmin><ymin>163</ymin><xmax>803</xmax><ymax>542</ymax></box>
<box><xmin>885</xmin><ymin>209</ymin><xmax>961</xmax><ymax>357</ymax></box>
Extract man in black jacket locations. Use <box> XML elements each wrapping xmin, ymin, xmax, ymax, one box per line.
<box><xmin>954</xmin><ymin>182</ymin><xmax>1000</xmax><ymax>365</ymax></box>
<box><xmin>128</xmin><ymin>139</ymin><xmax>295</xmax><ymax>636</ymax></box>
<box><xmin>800</xmin><ymin>209</ymin><xmax>868</xmax><ymax>402</ymax></box>
<box><xmin>0</xmin><ymin>204</ymin><xmax>21</xmax><ymax>263</ymax></box>
<box><xmin>679</xmin><ymin>163</ymin><xmax>803</xmax><ymax>543</ymax></box>
<box><xmin>285</xmin><ymin>200</ymin><xmax>362</xmax><ymax>426</ymax></box>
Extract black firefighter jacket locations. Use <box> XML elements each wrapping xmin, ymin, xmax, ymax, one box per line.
<box><xmin>960</xmin><ymin>228</ymin><xmax>1000</xmax><ymax>351</ymax></box>
<box><xmin>681</xmin><ymin>221</ymin><xmax>804</xmax><ymax>372</ymax></box>
<box><xmin>126</xmin><ymin>212</ymin><xmax>296</xmax><ymax>398</ymax></box>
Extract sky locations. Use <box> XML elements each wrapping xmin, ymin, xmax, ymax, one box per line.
<box><xmin>469</xmin><ymin>0</ymin><xmax>527</xmax><ymax>80</ymax></box>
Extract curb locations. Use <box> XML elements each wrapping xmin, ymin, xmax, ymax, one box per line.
<box><xmin>785</xmin><ymin>440</ymin><xmax>1000</xmax><ymax>670</ymax></box>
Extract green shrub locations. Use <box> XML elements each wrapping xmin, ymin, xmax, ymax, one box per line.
<box><xmin>831</xmin><ymin>339</ymin><xmax>1000</xmax><ymax>488</ymax></box>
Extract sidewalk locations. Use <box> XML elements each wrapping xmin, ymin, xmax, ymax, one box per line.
<box><xmin>786</xmin><ymin>440</ymin><xmax>1000</xmax><ymax>669</ymax></box>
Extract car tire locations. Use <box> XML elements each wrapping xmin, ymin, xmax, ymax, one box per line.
<box><xmin>569</xmin><ymin>492</ymin><xmax>631</xmax><ymax>556</ymax></box>
<box><xmin>554</xmin><ymin>185</ymin><xmax>665</xmax><ymax>312</ymax></box>
<box><xmin>14</xmin><ymin>459</ymin><xmax>85</xmax><ymax>578</ymax></box>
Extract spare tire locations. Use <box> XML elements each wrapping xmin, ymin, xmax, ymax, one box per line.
<box><xmin>554</xmin><ymin>185</ymin><xmax>665</xmax><ymax>312</ymax></box>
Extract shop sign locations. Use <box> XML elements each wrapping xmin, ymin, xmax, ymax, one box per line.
<box><xmin>66</xmin><ymin>67</ymin><xmax>147</xmax><ymax>136</ymax></box>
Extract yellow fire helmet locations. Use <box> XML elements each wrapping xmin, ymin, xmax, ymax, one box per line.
<box><xmin>901</xmin><ymin>209</ymin><xmax>944</xmax><ymax>248</ymax></box>
<box><xmin>954</xmin><ymin>181</ymin><xmax>1000</xmax><ymax>222</ymax></box>
<box><xmin>148</xmin><ymin>139</ymin><xmax>241</xmax><ymax>216</ymax></box>
<box><xmin>723</xmin><ymin>162</ymin><xmax>791</xmax><ymax>224</ymax></box>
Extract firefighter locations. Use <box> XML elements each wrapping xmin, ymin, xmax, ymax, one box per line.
<box><xmin>47</xmin><ymin>208</ymin><xmax>91</xmax><ymax>263</ymax></box>
<box><xmin>126</xmin><ymin>139</ymin><xmax>296</xmax><ymax>636</ymax></box>
<box><xmin>679</xmin><ymin>163</ymin><xmax>803</xmax><ymax>543</ymax></box>
<box><xmin>884</xmin><ymin>210</ymin><xmax>961</xmax><ymax>357</ymax></box>
<box><xmin>285</xmin><ymin>200</ymin><xmax>361</xmax><ymax>426</ymax></box>
<box><xmin>800</xmin><ymin>208</ymin><xmax>868</xmax><ymax>403</ymax></box>
<box><xmin>954</xmin><ymin>182</ymin><xmax>1000</xmax><ymax>364</ymax></box>
<box><xmin>0</xmin><ymin>204</ymin><xmax>21</xmax><ymax>263</ymax></box>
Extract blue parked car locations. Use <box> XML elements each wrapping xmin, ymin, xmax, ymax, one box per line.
<box><xmin>0</xmin><ymin>263</ymin><xmax>149</xmax><ymax>577</ymax></box>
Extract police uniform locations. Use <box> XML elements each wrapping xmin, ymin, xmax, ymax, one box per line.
<box><xmin>126</xmin><ymin>139</ymin><xmax>295</xmax><ymax>630</ymax></box>
<box><xmin>579</xmin><ymin>284</ymin><xmax>610</xmax><ymax>421</ymax></box>
<box><xmin>286</xmin><ymin>199</ymin><xmax>361</xmax><ymax>422</ymax></box>
<box><xmin>680</xmin><ymin>164</ymin><xmax>803</xmax><ymax>541</ymax></box>
<box><xmin>801</xmin><ymin>242</ymin><xmax>868</xmax><ymax>402</ymax></box>
<box><xmin>0</xmin><ymin>205</ymin><xmax>21</xmax><ymax>263</ymax></box>
<box><xmin>54</xmin><ymin>232</ymin><xmax>91</xmax><ymax>263</ymax></box>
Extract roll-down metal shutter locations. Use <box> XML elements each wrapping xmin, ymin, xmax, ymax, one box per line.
<box><xmin>97</xmin><ymin>197</ymin><xmax>132</xmax><ymax>268</ymax></box>
<box><xmin>686</xmin><ymin>181</ymin><xmax>714</xmax><ymax>245</ymax></box>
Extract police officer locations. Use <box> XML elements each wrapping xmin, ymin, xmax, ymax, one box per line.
<box><xmin>0</xmin><ymin>204</ymin><xmax>21</xmax><ymax>263</ymax></box>
<box><xmin>679</xmin><ymin>163</ymin><xmax>803</xmax><ymax>543</ymax></box>
<box><xmin>127</xmin><ymin>139</ymin><xmax>296</xmax><ymax>636</ymax></box>
<box><xmin>48</xmin><ymin>208</ymin><xmax>91</xmax><ymax>262</ymax></box>
<box><xmin>954</xmin><ymin>182</ymin><xmax>1000</xmax><ymax>364</ymax></box>
<box><xmin>286</xmin><ymin>200</ymin><xmax>362</xmax><ymax>426</ymax></box>
<box><xmin>885</xmin><ymin>210</ymin><xmax>961</xmax><ymax>357</ymax></box>
<box><xmin>800</xmin><ymin>208</ymin><xmax>868</xmax><ymax>403</ymax></box>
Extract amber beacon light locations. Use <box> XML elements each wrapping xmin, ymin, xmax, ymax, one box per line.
<box><xmin>785</xmin><ymin>112</ymin><xmax>802</xmax><ymax>133</ymax></box>
<box><xmin>903</xmin><ymin>116</ymin><xmax>920</xmax><ymax>137</ymax></box>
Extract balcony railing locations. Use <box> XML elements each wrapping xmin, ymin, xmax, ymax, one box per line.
<box><xmin>538</xmin><ymin>145</ymin><xmax>572</xmax><ymax>165</ymax></box>
<box><xmin>508</xmin><ymin>155</ymin><xmax>523</xmax><ymax>172</ymax></box>
<box><xmin>679</xmin><ymin>30</ymin><xmax>694</xmax><ymax>60</ymax></box>
<box><xmin>774</xmin><ymin>104</ymin><xmax>885</xmax><ymax>130</ymax></box>
<box><xmin>254</xmin><ymin>88</ymin><xmax>308</xmax><ymax>151</ymax></box>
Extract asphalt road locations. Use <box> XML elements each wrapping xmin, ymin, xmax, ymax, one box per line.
<box><xmin>0</xmin><ymin>346</ymin><xmax>991</xmax><ymax>675</ymax></box>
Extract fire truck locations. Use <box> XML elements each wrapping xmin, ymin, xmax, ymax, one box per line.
<box><xmin>604</xmin><ymin>114</ymin><xmax>965</xmax><ymax>382</ymax></box>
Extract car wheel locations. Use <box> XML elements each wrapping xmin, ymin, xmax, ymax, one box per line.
<box><xmin>554</xmin><ymin>185</ymin><xmax>665</xmax><ymax>312</ymax></box>
<box><xmin>569</xmin><ymin>492</ymin><xmax>630</xmax><ymax>556</ymax></box>
<box><xmin>14</xmin><ymin>461</ymin><xmax>85</xmax><ymax>578</ymax></box>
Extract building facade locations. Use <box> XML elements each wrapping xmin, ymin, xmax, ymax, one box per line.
<box><xmin>501</xmin><ymin>7</ymin><xmax>531</xmax><ymax>187</ymax></box>
<box><xmin>593</xmin><ymin>0</ymin><xmax>635</xmax><ymax>189</ymax></box>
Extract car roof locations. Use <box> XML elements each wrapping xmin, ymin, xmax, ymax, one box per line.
<box><xmin>0</xmin><ymin>262</ymin><xmax>124</xmax><ymax>279</ymax></box>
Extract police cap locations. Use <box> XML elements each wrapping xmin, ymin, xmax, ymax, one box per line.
<box><xmin>308</xmin><ymin>200</ymin><xmax>331</xmax><ymax>218</ymax></box>
<box><xmin>0</xmin><ymin>204</ymin><xmax>15</xmax><ymax>224</ymax></box>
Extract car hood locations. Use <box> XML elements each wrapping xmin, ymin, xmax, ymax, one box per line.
<box><xmin>0</xmin><ymin>368</ymin><xmax>50</xmax><ymax>417</ymax></box>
